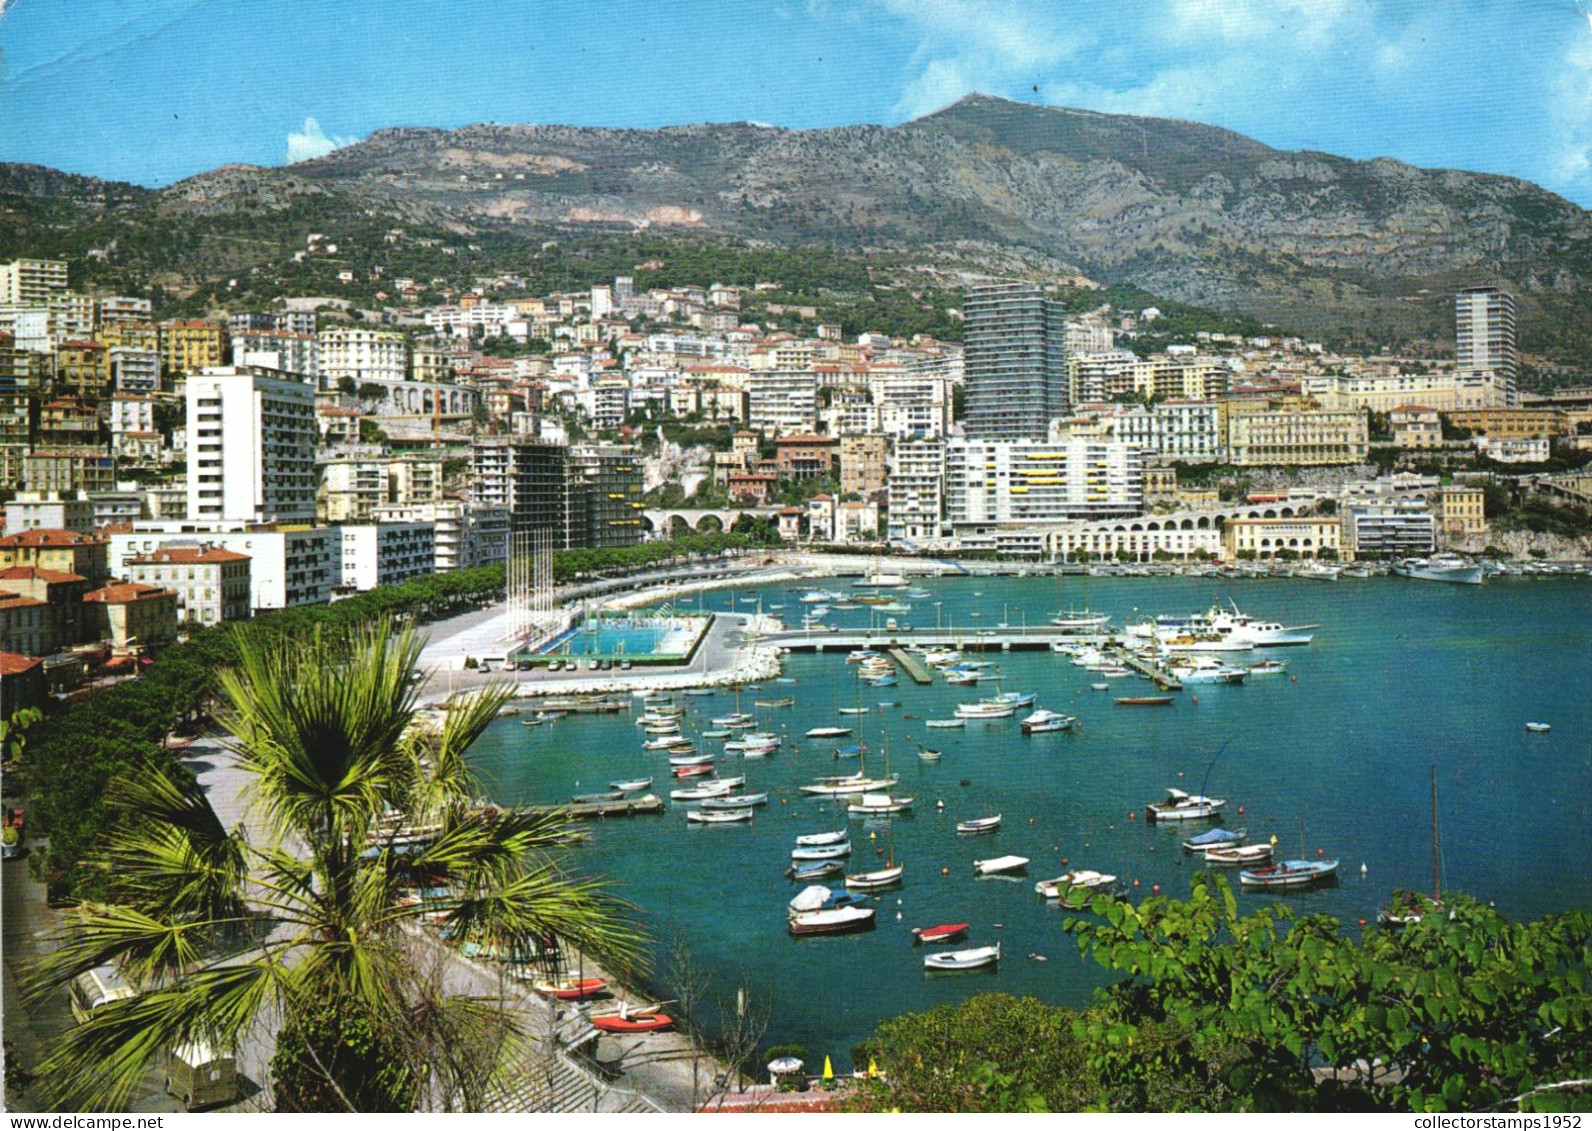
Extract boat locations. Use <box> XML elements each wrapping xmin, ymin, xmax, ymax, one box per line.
<box><xmin>799</xmin><ymin>776</ymin><xmax>895</xmax><ymax>797</ymax></box>
<box><xmin>923</xmin><ymin>942</ymin><xmax>1000</xmax><ymax>971</ymax></box>
<box><xmin>925</xmin><ymin>719</ymin><xmax>965</xmax><ymax>729</ymax></box>
<box><xmin>1090</xmin><ymin>682</ymin><xmax>1110</xmax><ymax>691</ymax></box>
<box><xmin>1146</xmin><ymin>788</ymin><xmax>1225</xmax><ymax>822</ymax></box>
<box><xmin>673</xmin><ymin>765</ymin><xmax>715</xmax><ymax>779</ymax></box>
<box><xmin>954</xmin><ymin>701</ymin><xmax>1014</xmax><ymax>720</ymax></box>
<box><xmin>1115</xmin><ymin>696</ymin><xmax>1174</xmax><ymax>707</ymax></box>
<box><xmin>1050</xmin><ymin>609</ymin><xmax>1111</xmax><ymax>631</ymax></box>
<box><xmin>1182</xmin><ymin>827</ymin><xmax>1246</xmax><ymax>852</ymax></box>
<box><xmin>684</xmin><ymin>688</ymin><xmax>716</xmax><ymax>697</ymax></box>
<box><xmin>1035</xmin><ymin>870</ymin><xmax>1118</xmax><ymax>899</ymax></box>
<box><xmin>790</xmin><ymin>841</ymin><xmax>853</xmax><ymax>860</ymax></box>
<box><xmin>754</xmin><ymin>697</ymin><xmax>795</xmax><ymax>708</ymax></box>
<box><xmin>1203</xmin><ymin>843</ymin><xmax>1274</xmax><ymax>866</ymax></box>
<box><xmin>806</xmin><ymin>726</ymin><xmax>853</xmax><ymax>739</ymax></box>
<box><xmin>532</xmin><ymin>978</ymin><xmax>608</xmax><ymax>1000</ymax></box>
<box><xmin>609</xmin><ymin>778</ymin><xmax>653</xmax><ymax>792</ymax></box>
<box><xmin>642</xmin><ymin>736</ymin><xmax>686</xmax><ymax>751</ymax></box>
<box><xmin>786</xmin><ymin>860</ymin><xmax>845</xmax><ymax>881</ymax></box>
<box><xmin>910</xmin><ymin>923</ymin><xmax>969</xmax><ymax>945</ymax></box>
<box><xmin>1392</xmin><ymin>553</ymin><xmax>1485</xmax><ymax>585</ymax></box>
<box><xmin>700</xmin><ymin>793</ymin><xmax>769</xmax><ymax>809</ymax></box>
<box><xmin>944</xmin><ymin>670</ymin><xmax>980</xmax><ymax>686</ymax></box>
<box><xmin>1378</xmin><ymin>763</ymin><xmax>1447</xmax><ymax>926</ymax></box>
<box><xmin>838</xmin><ymin>708</ymin><xmax>870</xmax><ymax>716</ymax></box>
<box><xmin>711</xmin><ymin>713</ymin><xmax>757</xmax><ymax>727</ymax></box>
<box><xmin>1247</xmin><ymin>659</ymin><xmax>1289</xmax><ymax>675</ymax></box>
<box><xmin>788</xmin><ymin>884</ymin><xmax>871</xmax><ymax>916</ymax></box>
<box><xmin>1240</xmin><ymin>859</ymin><xmax>1340</xmax><ymax>887</ymax></box>
<box><xmin>848</xmin><ymin>792</ymin><xmax>914</xmax><ymax>815</ymax></box>
<box><xmin>701</xmin><ymin>730</ymin><xmax>732</xmax><ymax>740</ymax></box>
<box><xmin>1020</xmin><ymin>709</ymin><xmax>1073</xmax><ymax>734</ymax></box>
<box><xmin>521</xmin><ymin>718</ymin><xmax>543</xmax><ymax>727</ymax></box>
<box><xmin>973</xmin><ymin>854</ymin><xmax>1030</xmax><ymax>875</ymax></box>
<box><xmin>1127</xmin><ymin>601</ymin><xmax>1319</xmax><ymax>648</ymax></box>
<box><xmin>591</xmin><ymin>1011</ymin><xmax>673</xmax><ymax>1034</ymax></box>
<box><xmin>788</xmin><ymin>906</ymin><xmax>876</xmax><ymax>936</ymax></box>
<box><xmin>845</xmin><ymin>862</ymin><xmax>905</xmax><ymax>889</ymax></box>
<box><xmin>1168</xmin><ymin>657</ymin><xmax>1250</xmax><ymax>685</ymax></box>
<box><xmin>917</xmin><ymin>747</ymin><xmax>943</xmax><ymax>763</ymax></box>
<box><xmin>669</xmin><ymin>752</ymin><xmax>715</xmax><ymax>766</ymax></box>
<box><xmin>1525</xmin><ymin>722</ymin><xmax>1551</xmax><ymax>733</ymax></box>
<box><xmin>670</xmin><ymin>782</ymin><xmax>734</xmax><ymax>801</ymax></box>
<box><xmin>794</xmin><ymin>829</ymin><xmax>848</xmax><ymax>847</ymax></box>
<box><xmin>686</xmin><ymin>808</ymin><xmax>754</xmax><ymax>824</ymax></box>
<box><xmin>571</xmin><ymin>790</ymin><xmax>625</xmax><ymax>804</ymax></box>
<box><xmin>956</xmin><ymin>815</ymin><xmax>1002</xmax><ymax>835</ymax></box>
<box><xmin>832</xmin><ymin>744</ymin><xmax>862</xmax><ymax>761</ymax></box>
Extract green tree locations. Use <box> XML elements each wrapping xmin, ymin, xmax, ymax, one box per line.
<box><xmin>29</xmin><ymin>619</ymin><xmax>638</xmax><ymax>1111</ymax></box>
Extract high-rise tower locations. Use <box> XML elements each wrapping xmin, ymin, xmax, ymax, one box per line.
<box><xmin>962</xmin><ymin>282</ymin><xmax>1068</xmax><ymax>440</ymax></box>
<box><xmin>1454</xmin><ymin>286</ymin><xmax>1518</xmax><ymax>408</ymax></box>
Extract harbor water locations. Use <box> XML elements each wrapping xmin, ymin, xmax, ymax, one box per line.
<box><xmin>469</xmin><ymin>575</ymin><xmax>1592</xmax><ymax>1067</ymax></box>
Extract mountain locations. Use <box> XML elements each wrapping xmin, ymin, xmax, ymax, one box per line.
<box><xmin>5</xmin><ymin>95</ymin><xmax>1591</xmax><ymax>356</ymax></box>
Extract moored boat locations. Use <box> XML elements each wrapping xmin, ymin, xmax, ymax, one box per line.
<box><xmin>845</xmin><ymin>863</ymin><xmax>905</xmax><ymax>889</ymax></box>
<box><xmin>1020</xmin><ymin>709</ymin><xmax>1073</xmax><ymax>734</ymax></box>
<box><xmin>686</xmin><ymin>808</ymin><xmax>754</xmax><ymax>824</ymax></box>
<box><xmin>1203</xmin><ymin>843</ymin><xmax>1274</xmax><ymax>866</ymax></box>
<box><xmin>806</xmin><ymin>726</ymin><xmax>853</xmax><ymax>739</ymax></box>
<box><xmin>794</xmin><ymin>829</ymin><xmax>848</xmax><ymax>847</ymax></box>
<box><xmin>790</xmin><ymin>841</ymin><xmax>853</xmax><ymax>860</ymax></box>
<box><xmin>1035</xmin><ymin>870</ymin><xmax>1118</xmax><ymax>900</ymax></box>
<box><xmin>1239</xmin><ymin>858</ymin><xmax>1340</xmax><ymax>887</ymax></box>
<box><xmin>956</xmin><ymin>815</ymin><xmax>1002</xmax><ymax>835</ymax></box>
<box><xmin>925</xmin><ymin>718</ymin><xmax>965</xmax><ymax>729</ymax></box>
<box><xmin>786</xmin><ymin>860</ymin><xmax>845</xmax><ymax>881</ymax></box>
<box><xmin>910</xmin><ymin>922</ymin><xmax>970</xmax><ymax>945</ymax></box>
<box><xmin>1182</xmin><ymin>827</ymin><xmax>1246</xmax><ymax>852</ymax></box>
<box><xmin>532</xmin><ymin>977</ymin><xmax>608</xmax><ymax>1000</ymax></box>
<box><xmin>923</xmin><ymin>942</ymin><xmax>1000</xmax><ymax>971</ymax></box>
<box><xmin>700</xmin><ymin>793</ymin><xmax>768</xmax><ymax>809</ymax></box>
<box><xmin>1146</xmin><ymin>788</ymin><xmax>1224</xmax><ymax>822</ymax></box>
<box><xmin>788</xmin><ymin>906</ymin><xmax>876</xmax><ymax>936</ymax></box>
<box><xmin>609</xmin><ymin>777</ymin><xmax>654</xmax><ymax>792</ymax></box>
<box><xmin>1115</xmin><ymin>696</ymin><xmax>1174</xmax><ymax>707</ymax></box>
<box><xmin>1525</xmin><ymin>722</ymin><xmax>1551</xmax><ymax>733</ymax></box>
<box><xmin>847</xmin><ymin>792</ymin><xmax>914</xmax><ymax>815</ymax></box>
<box><xmin>973</xmin><ymin>854</ymin><xmax>1029</xmax><ymax>875</ymax></box>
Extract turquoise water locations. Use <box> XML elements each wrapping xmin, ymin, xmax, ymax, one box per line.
<box><xmin>547</xmin><ymin>617</ymin><xmax>703</xmax><ymax>658</ymax></box>
<box><xmin>471</xmin><ymin>576</ymin><xmax>1592</xmax><ymax>1066</ymax></box>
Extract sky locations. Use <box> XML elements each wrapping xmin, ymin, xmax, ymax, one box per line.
<box><xmin>2</xmin><ymin>0</ymin><xmax>1592</xmax><ymax>207</ymax></box>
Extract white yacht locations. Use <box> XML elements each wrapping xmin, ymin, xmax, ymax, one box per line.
<box><xmin>1392</xmin><ymin>554</ymin><xmax>1485</xmax><ymax>585</ymax></box>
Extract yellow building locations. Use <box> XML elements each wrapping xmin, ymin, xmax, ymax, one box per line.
<box><xmin>54</xmin><ymin>341</ymin><xmax>110</xmax><ymax>396</ymax></box>
<box><xmin>1390</xmin><ymin>405</ymin><xmax>1443</xmax><ymax>449</ymax></box>
<box><xmin>100</xmin><ymin>322</ymin><xmax>161</xmax><ymax>352</ymax></box>
<box><xmin>1227</xmin><ymin>410</ymin><xmax>1369</xmax><ymax>467</ymax></box>
<box><xmin>1431</xmin><ymin>486</ymin><xmax>1488</xmax><ymax>538</ymax></box>
<box><xmin>159</xmin><ymin>320</ymin><xmax>228</xmax><ymax>377</ymax></box>
<box><xmin>83</xmin><ymin>581</ymin><xmax>179</xmax><ymax>650</ymax></box>
<box><xmin>1222</xmin><ymin>517</ymin><xmax>1345</xmax><ymax>561</ymax></box>
<box><xmin>0</xmin><ymin>528</ymin><xmax>110</xmax><ymax>584</ymax></box>
<box><xmin>1445</xmin><ymin>408</ymin><xmax>1567</xmax><ymax>439</ymax></box>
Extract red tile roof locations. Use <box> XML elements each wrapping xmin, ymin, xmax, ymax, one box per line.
<box><xmin>84</xmin><ymin>582</ymin><xmax>176</xmax><ymax>604</ymax></box>
<box><xmin>129</xmin><ymin>547</ymin><xmax>250</xmax><ymax>565</ymax></box>
<box><xmin>0</xmin><ymin>652</ymin><xmax>44</xmax><ymax>676</ymax></box>
<box><xmin>0</xmin><ymin>529</ymin><xmax>106</xmax><ymax>549</ymax></box>
<box><xmin>0</xmin><ymin>592</ymin><xmax>46</xmax><ymax>610</ymax></box>
<box><xmin>0</xmin><ymin>566</ymin><xmax>87</xmax><ymax>584</ymax></box>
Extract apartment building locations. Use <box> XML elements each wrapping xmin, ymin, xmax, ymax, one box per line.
<box><xmin>110</xmin><ymin>524</ymin><xmax>335</xmax><ymax>611</ymax></box>
<box><xmin>1431</xmin><ymin>486</ymin><xmax>1488</xmax><ymax>539</ymax></box>
<box><xmin>320</xmin><ymin>456</ymin><xmax>444</xmax><ymax>522</ymax></box>
<box><xmin>0</xmin><ymin>259</ymin><xmax>68</xmax><ymax>306</ymax></box>
<box><xmin>567</xmin><ymin>445</ymin><xmax>645</xmax><ymax>550</ymax></box>
<box><xmin>83</xmin><ymin>582</ymin><xmax>179</xmax><ymax>650</ymax></box>
<box><xmin>126</xmin><ymin>544</ymin><xmax>252</xmax><ymax>626</ymax></box>
<box><xmin>1344</xmin><ymin>500</ymin><xmax>1435</xmax><ymax>558</ymax></box>
<box><xmin>186</xmin><ymin>367</ymin><xmax>318</xmax><ymax>524</ymax></box>
<box><xmin>233</xmin><ymin>329</ymin><xmax>319</xmax><ymax>382</ymax></box>
<box><xmin>963</xmin><ymin>282</ymin><xmax>1067</xmax><ymax>441</ymax></box>
<box><xmin>339</xmin><ymin>522</ymin><xmax>436</xmax><ymax>591</ymax></box>
<box><xmin>318</xmin><ymin>327</ymin><xmax>408</xmax><ymax>387</ymax></box>
<box><xmin>839</xmin><ymin>434</ymin><xmax>889</xmax><ymax>497</ymax></box>
<box><xmin>371</xmin><ymin>501</ymin><xmax>508</xmax><ymax>572</ymax></box>
<box><xmin>944</xmin><ymin>439</ymin><xmax>1143</xmax><ymax>535</ymax></box>
<box><xmin>747</xmin><ymin>369</ymin><xmax>818</xmax><ymax>435</ymax></box>
<box><xmin>886</xmin><ymin>439</ymin><xmax>945</xmax><ymax>543</ymax></box>
<box><xmin>110</xmin><ymin>347</ymin><xmax>161</xmax><ymax>393</ymax></box>
<box><xmin>159</xmin><ymin>320</ymin><xmax>228</xmax><ymax>377</ymax></box>
<box><xmin>1455</xmin><ymin>286</ymin><xmax>1517</xmax><ymax>408</ymax></box>
<box><xmin>55</xmin><ymin>341</ymin><xmax>110</xmax><ymax>396</ymax></box>
<box><xmin>1226</xmin><ymin>410</ymin><xmax>1370</xmax><ymax>466</ymax></box>
<box><xmin>1223</xmin><ymin>517</ymin><xmax>1347</xmax><ymax>561</ymax></box>
<box><xmin>22</xmin><ymin>450</ymin><xmax>116</xmax><ymax>496</ymax></box>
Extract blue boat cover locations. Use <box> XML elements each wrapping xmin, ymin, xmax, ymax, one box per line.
<box><xmin>1187</xmin><ymin>827</ymin><xmax>1242</xmax><ymax>847</ymax></box>
<box><xmin>837</xmin><ymin>745</ymin><xmax>862</xmax><ymax>756</ymax></box>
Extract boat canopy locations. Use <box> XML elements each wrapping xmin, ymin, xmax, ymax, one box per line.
<box><xmin>788</xmin><ymin>885</ymin><xmax>833</xmax><ymax>913</ymax></box>
<box><xmin>1186</xmin><ymin>827</ymin><xmax>1243</xmax><ymax>847</ymax></box>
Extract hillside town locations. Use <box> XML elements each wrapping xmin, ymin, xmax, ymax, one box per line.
<box><xmin>3</xmin><ymin>252</ymin><xmax>1591</xmax><ymax>712</ymax></box>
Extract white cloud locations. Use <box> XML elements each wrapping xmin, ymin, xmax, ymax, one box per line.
<box><xmin>285</xmin><ymin>117</ymin><xmax>355</xmax><ymax>164</ymax></box>
<box><xmin>1547</xmin><ymin>31</ymin><xmax>1592</xmax><ymax>194</ymax></box>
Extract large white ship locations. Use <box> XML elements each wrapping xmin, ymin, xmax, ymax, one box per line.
<box><xmin>1391</xmin><ymin>554</ymin><xmax>1485</xmax><ymax>585</ymax></box>
<box><xmin>1127</xmin><ymin>600</ymin><xmax>1318</xmax><ymax>648</ymax></box>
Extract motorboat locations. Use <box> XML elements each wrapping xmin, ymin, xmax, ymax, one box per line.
<box><xmin>1392</xmin><ymin>554</ymin><xmax>1484</xmax><ymax>585</ymax></box>
<box><xmin>700</xmin><ymin>793</ymin><xmax>768</xmax><ymax>809</ymax></box>
<box><xmin>984</xmin><ymin>691</ymin><xmax>1037</xmax><ymax>710</ymax></box>
<box><xmin>786</xmin><ymin>860</ymin><xmax>845</xmax><ymax>881</ymax></box>
<box><xmin>754</xmin><ymin>697</ymin><xmax>795</xmax><ymax>708</ymax></box>
<box><xmin>1182</xmin><ymin>827</ymin><xmax>1246</xmax><ymax>852</ymax></box>
<box><xmin>788</xmin><ymin>906</ymin><xmax>876</xmax><ymax>936</ymax></box>
<box><xmin>973</xmin><ymin>854</ymin><xmax>1030</xmax><ymax>875</ymax></box>
<box><xmin>790</xmin><ymin>841</ymin><xmax>853</xmax><ymax>860</ymax></box>
<box><xmin>1247</xmin><ymin>660</ymin><xmax>1288</xmax><ymax>675</ymax></box>
<box><xmin>910</xmin><ymin>923</ymin><xmax>969</xmax><ymax>945</ymax></box>
<box><xmin>642</xmin><ymin>736</ymin><xmax>686</xmax><ymax>751</ymax></box>
<box><xmin>712</xmin><ymin>713</ymin><xmax>757</xmax><ymax>728</ymax></box>
<box><xmin>923</xmin><ymin>942</ymin><xmax>1000</xmax><ymax>971</ymax></box>
<box><xmin>944</xmin><ymin>670</ymin><xmax>980</xmax><ymax>686</ymax></box>
<box><xmin>1090</xmin><ymin>682</ymin><xmax>1110</xmax><ymax>691</ymax></box>
<box><xmin>701</xmin><ymin>730</ymin><xmax>732</xmax><ymax>740</ymax></box>
<box><xmin>1020</xmin><ymin>709</ymin><xmax>1073</xmax><ymax>734</ymax></box>
<box><xmin>1525</xmin><ymin>722</ymin><xmax>1551</xmax><ymax>733</ymax></box>
<box><xmin>609</xmin><ymin>777</ymin><xmax>653</xmax><ymax>792</ymax></box>
<box><xmin>670</xmin><ymin>782</ymin><xmax>734</xmax><ymax>801</ymax></box>
<box><xmin>917</xmin><ymin>747</ymin><xmax>943</xmax><ymax>762</ymax></box>
<box><xmin>954</xmin><ymin>701</ymin><xmax>1014</xmax><ymax>720</ymax></box>
<box><xmin>925</xmin><ymin>719</ymin><xmax>965</xmax><ymax>729</ymax></box>
<box><xmin>845</xmin><ymin>863</ymin><xmax>905</xmax><ymax>889</ymax></box>
<box><xmin>1146</xmin><ymin>788</ymin><xmax>1225</xmax><ymax>822</ymax></box>
<box><xmin>806</xmin><ymin>726</ymin><xmax>853</xmax><ymax>739</ymax></box>
<box><xmin>794</xmin><ymin>829</ymin><xmax>848</xmax><ymax>847</ymax></box>
<box><xmin>685</xmin><ymin>808</ymin><xmax>754</xmax><ymax>824</ymax></box>
<box><xmin>669</xmin><ymin>752</ymin><xmax>715</xmax><ymax>766</ymax></box>
<box><xmin>956</xmin><ymin>815</ymin><xmax>1002</xmax><ymax>835</ymax></box>
<box><xmin>788</xmin><ymin>885</ymin><xmax>871</xmax><ymax>916</ymax></box>
<box><xmin>1239</xmin><ymin>859</ymin><xmax>1340</xmax><ymax>887</ymax></box>
<box><xmin>847</xmin><ymin>792</ymin><xmax>914</xmax><ymax>815</ymax></box>
<box><xmin>1168</xmin><ymin>657</ymin><xmax>1249</xmax><ymax>685</ymax></box>
<box><xmin>838</xmin><ymin>707</ymin><xmax>870</xmax><ymax>716</ymax></box>
<box><xmin>833</xmin><ymin>744</ymin><xmax>862</xmax><ymax>760</ymax></box>
<box><xmin>673</xmin><ymin>765</ymin><xmax>715</xmax><ymax>779</ymax></box>
<box><xmin>1204</xmin><ymin>843</ymin><xmax>1274</xmax><ymax>866</ymax></box>
<box><xmin>1035</xmin><ymin>870</ymin><xmax>1118</xmax><ymax>901</ymax></box>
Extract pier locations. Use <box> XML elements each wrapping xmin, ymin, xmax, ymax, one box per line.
<box><xmin>1116</xmin><ymin>649</ymin><xmax>1182</xmax><ymax>691</ymax></box>
<box><xmin>527</xmin><ymin>794</ymin><xmax>667</xmax><ymax>819</ymax></box>
<box><xmin>761</xmin><ymin>625</ymin><xmax>1112</xmax><ymax>654</ymax></box>
<box><xmin>888</xmin><ymin>647</ymin><xmax>935</xmax><ymax>684</ymax></box>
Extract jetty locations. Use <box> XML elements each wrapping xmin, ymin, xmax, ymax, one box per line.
<box><xmin>528</xmin><ymin>794</ymin><xmax>667</xmax><ymax>819</ymax></box>
<box><xmin>888</xmin><ymin>647</ymin><xmax>935</xmax><ymax>685</ymax></box>
<box><xmin>1117</xmin><ymin>649</ymin><xmax>1182</xmax><ymax>691</ymax></box>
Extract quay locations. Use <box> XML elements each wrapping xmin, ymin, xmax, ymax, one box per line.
<box><xmin>762</xmin><ymin>625</ymin><xmax>1111</xmax><ymax>653</ymax></box>
<box><xmin>888</xmin><ymin>646</ymin><xmax>934</xmax><ymax>684</ymax></box>
<box><xmin>1116</xmin><ymin>649</ymin><xmax>1183</xmax><ymax>691</ymax></box>
<box><xmin>527</xmin><ymin>794</ymin><xmax>666</xmax><ymax>819</ymax></box>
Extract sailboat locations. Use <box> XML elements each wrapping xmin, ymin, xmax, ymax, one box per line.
<box><xmin>1378</xmin><ymin>764</ymin><xmax>1446</xmax><ymax>926</ymax></box>
<box><xmin>846</xmin><ymin>730</ymin><xmax>913</xmax><ymax>815</ymax></box>
<box><xmin>1051</xmin><ymin>568</ymin><xmax>1111</xmax><ymax>631</ymax></box>
<box><xmin>711</xmin><ymin>684</ymin><xmax>755</xmax><ymax>729</ymax></box>
<box><xmin>1240</xmin><ymin>813</ymin><xmax>1339</xmax><ymax>888</ymax></box>
<box><xmin>845</xmin><ymin>823</ymin><xmax>904</xmax><ymax>889</ymax></box>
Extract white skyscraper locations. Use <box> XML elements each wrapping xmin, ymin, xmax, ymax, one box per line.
<box><xmin>186</xmin><ymin>366</ymin><xmax>318</xmax><ymax>524</ymax></box>
<box><xmin>1454</xmin><ymin>286</ymin><xmax>1518</xmax><ymax>408</ymax></box>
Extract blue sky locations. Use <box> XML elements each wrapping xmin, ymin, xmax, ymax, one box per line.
<box><xmin>2</xmin><ymin>0</ymin><xmax>1591</xmax><ymax>206</ymax></box>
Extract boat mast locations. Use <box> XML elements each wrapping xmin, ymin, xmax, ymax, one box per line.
<box><xmin>1430</xmin><ymin>762</ymin><xmax>1441</xmax><ymax>903</ymax></box>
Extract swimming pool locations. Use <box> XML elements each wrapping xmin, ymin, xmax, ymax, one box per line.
<box><xmin>539</xmin><ymin>615</ymin><xmax>709</xmax><ymax>659</ymax></box>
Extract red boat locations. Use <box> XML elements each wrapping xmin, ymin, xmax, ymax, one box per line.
<box><xmin>910</xmin><ymin>922</ymin><xmax>970</xmax><ymax>945</ymax></box>
<box><xmin>591</xmin><ymin>1011</ymin><xmax>674</xmax><ymax>1034</ymax></box>
<box><xmin>674</xmin><ymin>764</ymin><xmax>715</xmax><ymax>778</ymax></box>
<box><xmin>531</xmin><ymin>977</ymin><xmax>608</xmax><ymax>1000</ymax></box>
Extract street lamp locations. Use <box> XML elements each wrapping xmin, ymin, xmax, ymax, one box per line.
<box><xmin>933</xmin><ymin>601</ymin><xmax>942</xmax><ymax>633</ymax></box>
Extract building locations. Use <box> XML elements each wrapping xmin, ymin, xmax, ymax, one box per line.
<box><xmin>1474</xmin><ymin>435</ymin><xmax>1550</xmax><ymax>463</ymax></box>
<box><xmin>1223</xmin><ymin>517</ymin><xmax>1346</xmax><ymax>561</ymax></box>
<box><xmin>0</xmin><ymin>591</ymin><xmax>48</xmax><ymax>657</ymax></box>
<box><xmin>320</xmin><ymin>456</ymin><xmax>444</xmax><ymax>522</ymax></box>
<box><xmin>0</xmin><ymin>528</ymin><xmax>108</xmax><ymax>584</ymax></box>
<box><xmin>747</xmin><ymin>369</ymin><xmax>818</xmax><ymax>435</ymax></box>
<box><xmin>1390</xmin><ymin>406</ymin><xmax>1443</xmax><ymax>449</ymax></box>
<box><xmin>186</xmin><ymin>367</ymin><xmax>318</xmax><ymax>524</ymax></box>
<box><xmin>0</xmin><ymin>566</ymin><xmax>90</xmax><ymax>652</ymax></box>
<box><xmin>318</xmin><ymin>328</ymin><xmax>408</xmax><ymax>388</ymax></box>
<box><xmin>1343</xmin><ymin>501</ymin><xmax>1435</xmax><ymax>558</ymax></box>
<box><xmin>234</xmin><ymin>329</ymin><xmax>319</xmax><ymax>382</ymax></box>
<box><xmin>1454</xmin><ymin>286</ymin><xmax>1517</xmax><ymax>408</ymax></box>
<box><xmin>944</xmin><ymin>439</ymin><xmax>1143</xmax><ymax>534</ymax></box>
<box><xmin>99</xmin><ymin>295</ymin><xmax>152</xmax><ymax>326</ymax></box>
<box><xmin>371</xmin><ymin>501</ymin><xmax>508</xmax><ymax>572</ymax></box>
<box><xmin>887</xmin><ymin>439</ymin><xmax>945</xmax><ymax>543</ymax></box>
<box><xmin>5</xmin><ymin>494</ymin><xmax>95</xmax><ymax>535</ymax></box>
<box><xmin>0</xmin><ymin>652</ymin><xmax>47</xmax><ymax>719</ymax></box>
<box><xmin>567</xmin><ymin>445</ymin><xmax>644</xmax><ymax>550</ymax></box>
<box><xmin>21</xmin><ymin>450</ymin><xmax>116</xmax><ymax>496</ymax></box>
<box><xmin>1102</xmin><ymin>401</ymin><xmax>1223</xmax><ymax>461</ymax></box>
<box><xmin>338</xmin><ymin>523</ymin><xmax>436</xmax><ymax>591</ymax></box>
<box><xmin>1226</xmin><ymin>410</ymin><xmax>1370</xmax><ymax>466</ymax></box>
<box><xmin>83</xmin><ymin>582</ymin><xmax>179</xmax><ymax>650</ymax></box>
<box><xmin>839</xmin><ymin>434</ymin><xmax>889</xmax><ymax>497</ymax></box>
<box><xmin>963</xmin><ymin>282</ymin><xmax>1068</xmax><ymax>441</ymax></box>
<box><xmin>1431</xmin><ymin>486</ymin><xmax>1488</xmax><ymax>539</ymax></box>
<box><xmin>54</xmin><ymin>341</ymin><xmax>110</xmax><ymax>396</ymax></box>
<box><xmin>773</xmin><ymin>435</ymin><xmax>837</xmax><ymax>480</ymax></box>
<box><xmin>473</xmin><ymin>439</ymin><xmax>569</xmax><ymax>542</ymax></box>
<box><xmin>0</xmin><ymin>259</ymin><xmax>69</xmax><ymax>306</ymax></box>
<box><xmin>835</xmin><ymin>499</ymin><xmax>880</xmax><ymax>543</ymax></box>
<box><xmin>109</xmin><ymin>347</ymin><xmax>161</xmax><ymax>394</ymax></box>
<box><xmin>125</xmin><ymin>544</ymin><xmax>252</xmax><ymax>626</ymax></box>
<box><xmin>159</xmin><ymin>320</ymin><xmax>228</xmax><ymax>377</ymax></box>
<box><xmin>110</xmin><ymin>524</ymin><xmax>335</xmax><ymax>611</ymax></box>
<box><xmin>1446</xmin><ymin>408</ymin><xmax>1567</xmax><ymax>439</ymax></box>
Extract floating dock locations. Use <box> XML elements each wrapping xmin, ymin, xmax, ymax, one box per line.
<box><xmin>888</xmin><ymin>647</ymin><xmax>935</xmax><ymax>685</ymax></box>
<box><xmin>1115</xmin><ymin>650</ymin><xmax>1182</xmax><ymax>691</ymax></box>
<box><xmin>529</xmin><ymin>794</ymin><xmax>666</xmax><ymax>819</ymax></box>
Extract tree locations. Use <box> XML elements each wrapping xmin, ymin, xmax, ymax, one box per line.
<box><xmin>29</xmin><ymin>619</ymin><xmax>638</xmax><ymax>1111</ymax></box>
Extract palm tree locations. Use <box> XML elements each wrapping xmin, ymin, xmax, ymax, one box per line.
<box><xmin>29</xmin><ymin>618</ymin><xmax>639</xmax><ymax>1111</ymax></box>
